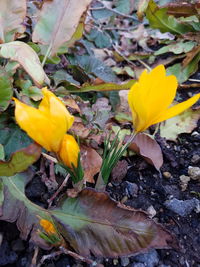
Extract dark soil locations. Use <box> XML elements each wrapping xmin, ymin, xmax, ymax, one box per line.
<box><xmin>0</xmin><ymin>122</ymin><xmax>200</xmax><ymax>267</ymax></box>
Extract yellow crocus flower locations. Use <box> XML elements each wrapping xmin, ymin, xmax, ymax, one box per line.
<box><xmin>128</xmin><ymin>65</ymin><xmax>200</xmax><ymax>133</ymax></box>
<box><xmin>40</xmin><ymin>219</ymin><xmax>56</xmax><ymax>235</ymax></box>
<box><xmin>13</xmin><ymin>88</ymin><xmax>79</xmax><ymax>168</ymax></box>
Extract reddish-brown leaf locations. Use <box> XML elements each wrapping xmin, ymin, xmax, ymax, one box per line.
<box><xmin>52</xmin><ymin>188</ymin><xmax>177</xmax><ymax>258</ymax></box>
<box><xmin>128</xmin><ymin>133</ymin><xmax>163</xmax><ymax>170</ymax></box>
<box><xmin>81</xmin><ymin>145</ymin><xmax>102</xmax><ymax>183</ymax></box>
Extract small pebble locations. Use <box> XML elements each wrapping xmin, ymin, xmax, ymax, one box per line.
<box><xmin>120</xmin><ymin>257</ymin><xmax>130</xmax><ymax>266</ymax></box>
<box><xmin>163</xmin><ymin>171</ymin><xmax>172</xmax><ymax>179</ymax></box>
<box><xmin>164</xmin><ymin>198</ymin><xmax>200</xmax><ymax>217</ymax></box>
<box><xmin>179</xmin><ymin>175</ymin><xmax>190</xmax><ymax>191</ymax></box>
<box><xmin>133</xmin><ymin>249</ymin><xmax>159</xmax><ymax>267</ymax></box>
<box><xmin>147</xmin><ymin>205</ymin><xmax>157</xmax><ymax>218</ymax></box>
<box><xmin>113</xmin><ymin>259</ymin><xmax>119</xmax><ymax>265</ymax></box>
<box><xmin>191</xmin><ymin>154</ymin><xmax>200</xmax><ymax>164</ymax></box>
<box><xmin>188</xmin><ymin>166</ymin><xmax>200</xmax><ymax>180</ymax></box>
<box><xmin>122</xmin><ymin>181</ymin><xmax>138</xmax><ymax>198</ymax></box>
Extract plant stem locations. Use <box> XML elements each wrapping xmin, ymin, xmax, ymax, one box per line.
<box><xmin>42</xmin><ymin>42</ymin><xmax>53</xmax><ymax>67</ymax></box>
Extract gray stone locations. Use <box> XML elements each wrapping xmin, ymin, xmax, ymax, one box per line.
<box><xmin>188</xmin><ymin>166</ymin><xmax>200</xmax><ymax>181</ymax></box>
<box><xmin>120</xmin><ymin>257</ymin><xmax>130</xmax><ymax>266</ymax></box>
<box><xmin>123</xmin><ymin>181</ymin><xmax>138</xmax><ymax>197</ymax></box>
<box><xmin>164</xmin><ymin>198</ymin><xmax>200</xmax><ymax>217</ymax></box>
<box><xmin>133</xmin><ymin>249</ymin><xmax>159</xmax><ymax>267</ymax></box>
<box><xmin>191</xmin><ymin>154</ymin><xmax>200</xmax><ymax>164</ymax></box>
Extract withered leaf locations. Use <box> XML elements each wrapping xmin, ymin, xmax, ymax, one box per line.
<box><xmin>81</xmin><ymin>145</ymin><xmax>102</xmax><ymax>183</ymax></box>
<box><xmin>32</xmin><ymin>0</ymin><xmax>93</xmax><ymax>55</ymax></box>
<box><xmin>0</xmin><ymin>173</ymin><xmax>49</xmax><ymax>248</ymax></box>
<box><xmin>1</xmin><ymin>174</ymin><xmax>176</xmax><ymax>258</ymax></box>
<box><xmin>128</xmin><ymin>133</ymin><xmax>163</xmax><ymax>170</ymax></box>
<box><xmin>160</xmin><ymin>107</ymin><xmax>200</xmax><ymax>141</ymax></box>
<box><xmin>52</xmin><ymin>188</ymin><xmax>176</xmax><ymax>257</ymax></box>
<box><xmin>0</xmin><ymin>143</ymin><xmax>41</xmax><ymax>176</ymax></box>
<box><xmin>0</xmin><ymin>41</ymin><xmax>49</xmax><ymax>86</ymax></box>
<box><xmin>0</xmin><ymin>0</ymin><xmax>26</xmax><ymax>43</ymax></box>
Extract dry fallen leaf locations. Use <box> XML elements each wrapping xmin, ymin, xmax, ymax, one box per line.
<box><xmin>0</xmin><ymin>0</ymin><xmax>26</xmax><ymax>43</ymax></box>
<box><xmin>81</xmin><ymin>145</ymin><xmax>102</xmax><ymax>183</ymax></box>
<box><xmin>32</xmin><ymin>0</ymin><xmax>92</xmax><ymax>55</ymax></box>
<box><xmin>160</xmin><ymin>107</ymin><xmax>200</xmax><ymax>141</ymax></box>
<box><xmin>0</xmin><ymin>41</ymin><xmax>49</xmax><ymax>86</ymax></box>
<box><xmin>128</xmin><ymin>133</ymin><xmax>163</xmax><ymax>170</ymax></box>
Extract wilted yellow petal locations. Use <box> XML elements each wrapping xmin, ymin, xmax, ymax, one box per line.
<box><xmin>152</xmin><ymin>93</ymin><xmax>200</xmax><ymax>125</ymax></box>
<box><xmin>58</xmin><ymin>134</ymin><xmax>79</xmax><ymax>168</ymax></box>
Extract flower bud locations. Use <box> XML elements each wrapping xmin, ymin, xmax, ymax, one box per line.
<box><xmin>58</xmin><ymin>134</ymin><xmax>79</xmax><ymax>169</ymax></box>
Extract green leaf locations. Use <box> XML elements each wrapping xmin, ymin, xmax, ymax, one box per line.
<box><xmin>71</xmin><ymin>55</ymin><xmax>117</xmax><ymax>82</ymax></box>
<box><xmin>155</xmin><ymin>41</ymin><xmax>196</xmax><ymax>56</ymax></box>
<box><xmin>52</xmin><ymin>188</ymin><xmax>175</xmax><ymax>257</ymax></box>
<box><xmin>146</xmin><ymin>0</ymin><xmax>194</xmax><ymax>35</ymax></box>
<box><xmin>0</xmin><ymin>124</ymin><xmax>32</xmax><ymax>159</ymax></box>
<box><xmin>0</xmin><ymin>143</ymin><xmax>41</xmax><ymax>176</ymax></box>
<box><xmin>0</xmin><ymin>144</ymin><xmax>5</xmax><ymax>160</ymax></box>
<box><xmin>0</xmin><ymin>67</ymin><xmax>13</xmax><ymax>111</ymax></box>
<box><xmin>115</xmin><ymin>0</ymin><xmax>130</xmax><ymax>14</ymax></box>
<box><xmin>57</xmin><ymin>79</ymin><xmax>135</xmax><ymax>93</ymax></box>
<box><xmin>167</xmin><ymin>52</ymin><xmax>200</xmax><ymax>83</ymax></box>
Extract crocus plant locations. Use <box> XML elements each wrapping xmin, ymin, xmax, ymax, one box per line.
<box><xmin>13</xmin><ymin>88</ymin><xmax>79</xmax><ymax>169</ymax></box>
<box><xmin>128</xmin><ymin>65</ymin><xmax>200</xmax><ymax>133</ymax></box>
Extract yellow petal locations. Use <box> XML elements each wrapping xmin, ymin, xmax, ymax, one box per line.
<box><xmin>40</xmin><ymin>219</ymin><xmax>56</xmax><ymax>234</ymax></box>
<box><xmin>58</xmin><ymin>134</ymin><xmax>79</xmax><ymax>168</ymax></box>
<box><xmin>13</xmin><ymin>98</ymin><xmax>57</xmax><ymax>151</ymax></box>
<box><xmin>152</xmin><ymin>93</ymin><xmax>200</xmax><ymax>125</ymax></box>
<box><xmin>128</xmin><ymin>65</ymin><xmax>178</xmax><ymax>132</ymax></box>
<box><xmin>40</xmin><ymin>88</ymin><xmax>74</xmax><ymax>131</ymax></box>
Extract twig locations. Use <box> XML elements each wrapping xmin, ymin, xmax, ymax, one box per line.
<box><xmin>48</xmin><ymin>174</ymin><xmax>70</xmax><ymax>208</ymax></box>
<box><xmin>59</xmin><ymin>246</ymin><xmax>97</xmax><ymax>265</ymax></box>
<box><xmin>112</xmin><ymin>44</ymin><xmax>151</xmax><ymax>71</ymax></box>
<box><xmin>188</xmin><ymin>78</ymin><xmax>200</xmax><ymax>82</ymax></box>
<box><xmin>42</xmin><ymin>152</ymin><xmax>58</xmax><ymax>163</ymax></box>
<box><xmin>37</xmin><ymin>251</ymin><xmax>63</xmax><ymax>267</ymax></box>
<box><xmin>179</xmin><ymin>83</ymin><xmax>200</xmax><ymax>89</ymax></box>
<box><xmin>30</xmin><ymin>246</ymin><xmax>39</xmax><ymax>267</ymax></box>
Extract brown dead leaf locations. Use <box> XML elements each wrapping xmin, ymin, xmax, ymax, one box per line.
<box><xmin>128</xmin><ymin>133</ymin><xmax>163</xmax><ymax>170</ymax></box>
<box><xmin>81</xmin><ymin>145</ymin><xmax>102</xmax><ymax>183</ymax></box>
<box><xmin>32</xmin><ymin>0</ymin><xmax>92</xmax><ymax>55</ymax></box>
<box><xmin>53</xmin><ymin>188</ymin><xmax>177</xmax><ymax>258</ymax></box>
<box><xmin>64</xmin><ymin>97</ymin><xmax>80</xmax><ymax>113</ymax></box>
<box><xmin>165</xmin><ymin>2</ymin><xmax>199</xmax><ymax>17</ymax></box>
<box><xmin>183</xmin><ymin>45</ymin><xmax>200</xmax><ymax>68</ymax></box>
<box><xmin>70</xmin><ymin>122</ymin><xmax>90</xmax><ymax>139</ymax></box>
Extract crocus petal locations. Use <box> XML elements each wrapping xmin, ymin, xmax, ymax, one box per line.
<box><xmin>58</xmin><ymin>134</ymin><xmax>79</xmax><ymax>168</ymax></box>
<box><xmin>14</xmin><ymin>98</ymin><xmax>66</xmax><ymax>152</ymax></box>
<box><xmin>151</xmin><ymin>93</ymin><xmax>200</xmax><ymax>125</ymax></box>
<box><xmin>39</xmin><ymin>88</ymin><xmax>74</xmax><ymax>131</ymax></box>
<box><xmin>128</xmin><ymin>65</ymin><xmax>178</xmax><ymax>132</ymax></box>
